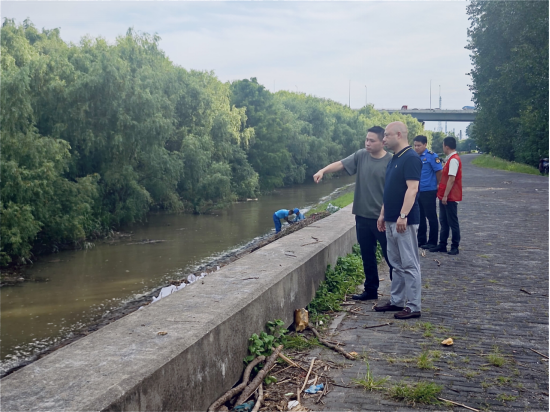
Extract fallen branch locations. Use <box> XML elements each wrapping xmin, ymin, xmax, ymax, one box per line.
<box><xmin>279</xmin><ymin>353</ymin><xmax>309</xmax><ymax>372</ymax></box>
<box><xmin>299</xmin><ymin>358</ymin><xmax>316</xmax><ymax>393</ymax></box>
<box><xmin>310</xmin><ymin>326</ymin><xmax>356</xmax><ymax>360</ymax></box>
<box><xmin>316</xmin><ymin>378</ymin><xmax>328</xmax><ymax>404</ymax></box>
<box><xmin>530</xmin><ymin>348</ymin><xmax>549</xmax><ymax>359</ymax></box>
<box><xmin>520</xmin><ymin>288</ymin><xmax>533</xmax><ymax>295</ymax></box>
<box><xmin>363</xmin><ymin>322</ymin><xmax>393</xmax><ymax>329</ymax></box>
<box><xmin>438</xmin><ymin>397</ymin><xmax>480</xmax><ymax>412</ymax></box>
<box><xmin>433</xmin><ymin>259</ymin><xmax>441</xmax><ymax>266</ymax></box>
<box><xmin>208</xmin><ymin>355</ymin><xmax>266</xmax><ymax>412</ymax></box>
<box><xmin>251</xmin><ymin>384</ymin><xmax>263</xmax><ymax>412</ymax></box>
<box><xmin>236</xmin><ymin>345</ymin><xmax>283</xmax><ymax>405</ymax></box>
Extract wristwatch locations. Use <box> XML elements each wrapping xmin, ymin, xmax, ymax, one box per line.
<box><xmin>399</xmin><ymin>213</ymin><xmax>407</xmax><ymax>219</ymax></box>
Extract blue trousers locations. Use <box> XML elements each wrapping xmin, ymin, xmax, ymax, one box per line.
<box><xmin>273</xmin><ymin>214</ymin><xmax>282</xmax><ymax>233</ymax></box>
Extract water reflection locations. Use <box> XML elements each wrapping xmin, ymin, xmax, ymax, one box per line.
<box><xmin>0</xmin><ymin>176</ymin><xmax>354</xmax><ymax>373</ymax></box>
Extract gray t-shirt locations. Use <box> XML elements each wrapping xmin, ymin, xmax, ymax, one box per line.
<box><xmin>341</xmin><ymin>150</ymin><xmax>393</xmax><ymax>219</ymax></box>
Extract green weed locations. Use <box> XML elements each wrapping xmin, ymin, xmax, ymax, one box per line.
<box><xmin>472</xmin><ymin>154</ymin><xmax>542</xmax><ymax>176</ymax></box>
<box><xmin>464</xmin><ymin>370</ymin><xmax>479</xmax><ymax>379</ymax></box>
<box><xmin>488</xmin><ymin>347</ymin><xmax>506</xmax><ymax>367</ymax></box>
<box><xmin>417</xmin><ymin>351</ymin><xmax>435</xmax><ymax>370</ymax></box>
<box><xmin>307</xmin><ymin>245</ymin><xmax>381</xmax><ymax>315</ymax></box>
<box><xmin>351</xmin><ymin>361</ymin><xmax>389</xmax><ymax>391</ymax></box>
<box><xmin>497</xmin><ymin>376</ymin><xmax>511</xmax><ymax>386</ymax></box>
<box><xmin>282</xmin><ymin>335</ymin><xmax>321</xmax><ymax>350</ymax></box>
<box><xmin>387</xmin><ymin>381</ymin><xmax>443</xmax><ymax>405</ymax></box>
<box><xmin>497</xmin><ymin>394</ymin><xmax>517</xmax><ymax>402</ymax></box>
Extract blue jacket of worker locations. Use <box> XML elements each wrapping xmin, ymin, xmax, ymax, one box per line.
<box><xmin>418</xmin><ymin>149</ymin><xmax>443</xmax><ymax>192</ymax></box>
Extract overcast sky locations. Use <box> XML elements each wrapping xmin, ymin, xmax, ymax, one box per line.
<box><xmin>3</xmin><ymin>1</ymin><xmax>474</xmax><ymax>136</ymax></box>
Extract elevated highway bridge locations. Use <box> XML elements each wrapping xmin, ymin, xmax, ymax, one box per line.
<box><xmin>379</xmin><ymin>109</ymin><xmax>476</xmax><ymax>122</ymax></box>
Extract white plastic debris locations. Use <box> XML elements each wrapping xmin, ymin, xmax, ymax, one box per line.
<box><xmin>325</xmin><ymin>203</ymin><xmax>340</xmax><ymax>213</ymax></box>
<box><xmin>287</xmin><ymin>401</ymin><xmax>299</xmax><ymax>410</ymax></box>
<box><xmin>151</xmin><ymin>285</ymin><xmax>177</xmax><ymax>303</ymax></box>
<box><xmin>187</xmin><ymin>274</ymin><xmax>197</xmax><ymax>284</ymax></box>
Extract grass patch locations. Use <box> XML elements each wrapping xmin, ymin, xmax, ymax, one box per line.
<box><xmin>472</xmin><ymin>154</ymin><xmax>543</xmax><ymax>175</ymax></box>
<box><xmin>352</xmin><ymin>361</ymin><xmax>389</xmax><ymax>391</ymax></box>
<box><xmin>496</xmin><ymin>376</ymin><xmax>512</xmax><ymax>386</ymax></box>
<box><xmin>282</xmin><ymin>335</ymin><xmax>321</xmax><ymax>350</ymax></box>
<box><xmin>497</xmin><ymin>394</ymin><xmax>517</xmax><ymax>402</ymax></box>
<box><xmin>488</xmin><ymin>346</ymin><xmax>506</xmax><ymax>367</ymax></box>
<box><xmin>307</xmin><ymin>244</ymin><xmax>381</xmax><ymax>315</ymax></box>
<box><xmin>387</xmin><ymin>381</ymin><xmax>443</xmax><ymax>405</ymax></box>
<box><xmin>416</xmin><ymin>351</ymin><xmax>435</xmax><ymax>370</ymax></box>
<box><xmin>464</xmin><ymin>370</ymin><xmax>479</xmax><ymax>379</ymax></box>
<box><xmin>306</xmin><ymin>191</ymin><xmax>354</xmax><ymax>215</ymax></box>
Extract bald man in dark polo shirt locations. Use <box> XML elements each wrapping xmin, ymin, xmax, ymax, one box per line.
<box><xmin>376</xmin><ymin>121</ymin><xmax>423</xmax><ymax>320</ymax></box>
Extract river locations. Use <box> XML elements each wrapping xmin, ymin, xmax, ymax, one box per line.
<box><xmin>0</xmin><ymin>176</ymin><xmax>355</xmax><ymax>374</ymax></box>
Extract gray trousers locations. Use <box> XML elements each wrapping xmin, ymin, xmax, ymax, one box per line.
<box><xmin>386</xmin><ymin>222</ymin><xmax>422</xmax><ymax>312</ymax></box>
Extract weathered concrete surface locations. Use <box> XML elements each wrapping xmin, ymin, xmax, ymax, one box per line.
<box><xmin>1</xmin><ymin>205</ymin><xmax>357</xmax><ymax>412</ymax></box>
<box><xmin>305</xmin><ymin>155</ymin><xmax>549</xmax><ymax>411</ymax></box>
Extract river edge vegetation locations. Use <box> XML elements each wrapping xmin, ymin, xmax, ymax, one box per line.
<box><xmin>1</xmin><ymin>19</ymin><xmax>432</xmax><ymax>267</ymax></box>
<box><xmin>472</xmin><ymin>155</ymin><xmax>543</xmax><ymax>176</ymax></box>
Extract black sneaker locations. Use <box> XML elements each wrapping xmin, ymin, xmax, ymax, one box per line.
<box><xmin>448</xmin><ymin>248</ymin><xmax>459</xmax><ymax>255</ymax></box>
<box><xmin>351</xmin><ymin>291</ymin><xmax>378</xmax><ymax>301</ymax></box>
<box><xmin>429</xmin><ymin>244</ymin><xmax>447</xmax><ymax>253</ymax></box>
<box><xmin>394</xmin><ymin>307</ymin><xmax>421</xmax><ymax>319</ymax></box>
<box><xmin>420</xmin><ymin>244</ymin><xmax>437</xmax><ymax>250</ymax></box>
<box><xmin>374</xmin><ymin>300</ymin><xmax>404</xmax><ymax>312</ymax></box>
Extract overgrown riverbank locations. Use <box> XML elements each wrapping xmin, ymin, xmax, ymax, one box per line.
<box><xmin>472</xmin><ymin>154</ymin><xmax>545</xmax><ymax>175</ymax></box>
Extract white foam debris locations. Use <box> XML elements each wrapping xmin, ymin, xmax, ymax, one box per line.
<box><xmin>151</xmin><ymin>285</ymin><xmax>177</xmax><ymax>303</ymax></box>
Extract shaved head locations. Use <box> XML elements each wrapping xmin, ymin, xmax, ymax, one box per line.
<box><xmin>387</xmin><ymin>121</ymin><xmax>408</xmax><ymax>138</ymax></box>
<box><xmin>383</xmin><ymin>121</ymin><xmax>410</xmax><ymax>152</ymax></box>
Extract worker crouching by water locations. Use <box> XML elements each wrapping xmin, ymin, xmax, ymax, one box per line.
<box><xmin>273</xmin><ymin>208</ymin><xmax>299</xmax><ymax>233</ymax></box>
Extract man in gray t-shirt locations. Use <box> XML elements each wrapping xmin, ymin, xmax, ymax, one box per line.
<box><xmin>314</xmin><ymin>126</ymin><xmax>393</xmax><ymax>300</ymax></box>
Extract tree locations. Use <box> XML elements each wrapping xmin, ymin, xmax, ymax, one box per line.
<box><xmin>466</xmin><ymin>1</ymin><xmax>548</xmax><ymax>165</ymax></box>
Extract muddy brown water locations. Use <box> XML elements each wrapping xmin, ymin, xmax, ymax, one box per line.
<box><xmin>0</xmin><ymin>176</ymin><xmax>355</xmax><ymax>374</ymax></box>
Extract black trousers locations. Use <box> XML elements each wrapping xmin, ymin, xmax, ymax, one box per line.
<box><xmin>355</xmin><ymin>216</ymin><xmax>393</xmax><ymax>295</ymax></box>
<box><xmin>438</xmin><ymin>200</ymin><xmax>460</xmax><ymax>249</ymax></box>
<box><xmin>418</xmin><ymin>190</ymin><xmax>439</xmax><ymax>246</ymax></box>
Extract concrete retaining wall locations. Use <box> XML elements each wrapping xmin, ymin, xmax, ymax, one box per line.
<box><xmin>0</xmin><ymin>205</ymin><xmax>357</xmax><ymax>412</ymax></box>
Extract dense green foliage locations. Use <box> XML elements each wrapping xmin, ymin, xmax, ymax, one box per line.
<box><xmin>466</xmin><ymin>1</ymin><xmax>548</xmax><ymax>165</ymax></box>
<box><xmin>1</xmin><ymin>19</ymin><xmax>427</xmax><ymax>265</ymax></box>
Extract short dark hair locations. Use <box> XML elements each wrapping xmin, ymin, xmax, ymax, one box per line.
<box><xmin>367</xmin><ymin>126</ymin><xmax>385</xmax><ymax>141</ymax></box>
<box><xmin>443</xmin><ymin>136</ymin><xmax>457</xmax><ymax>150</ymax></box>
<box><xmin>413</xmin><ymin>135</ymin><xmax>428</xmax><ymax>145</ymax></box>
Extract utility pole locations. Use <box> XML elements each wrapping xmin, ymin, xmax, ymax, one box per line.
<box><xmin>438</xmin><ymin>85</ymin><xmax>442</xmax><ymax>132</ymax></box>
<box><xmin>349</xmin><ymin>80</ymin><xmax>351</xmax><ymax>108</ymax></box>
<box><xmin>430</xmin><ymin>79</ymin><xmax>432</xmax><ymax>109</ymax></box>
<box><xmin>364</xmin><ymin>85</ymin><xmax>367</xmax><ymax>107</ymax></box>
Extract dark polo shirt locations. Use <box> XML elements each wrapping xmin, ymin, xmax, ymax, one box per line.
<box><xmin>383</xmin><ymin>146</ymin><xmax>422</xmax><ymax>225</ymax></box>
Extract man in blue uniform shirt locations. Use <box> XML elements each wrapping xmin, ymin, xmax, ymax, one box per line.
<box><xmin>413</xmin><ymin>135</ymin><xmax>443</xmax><ymax>249</ymax></box>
